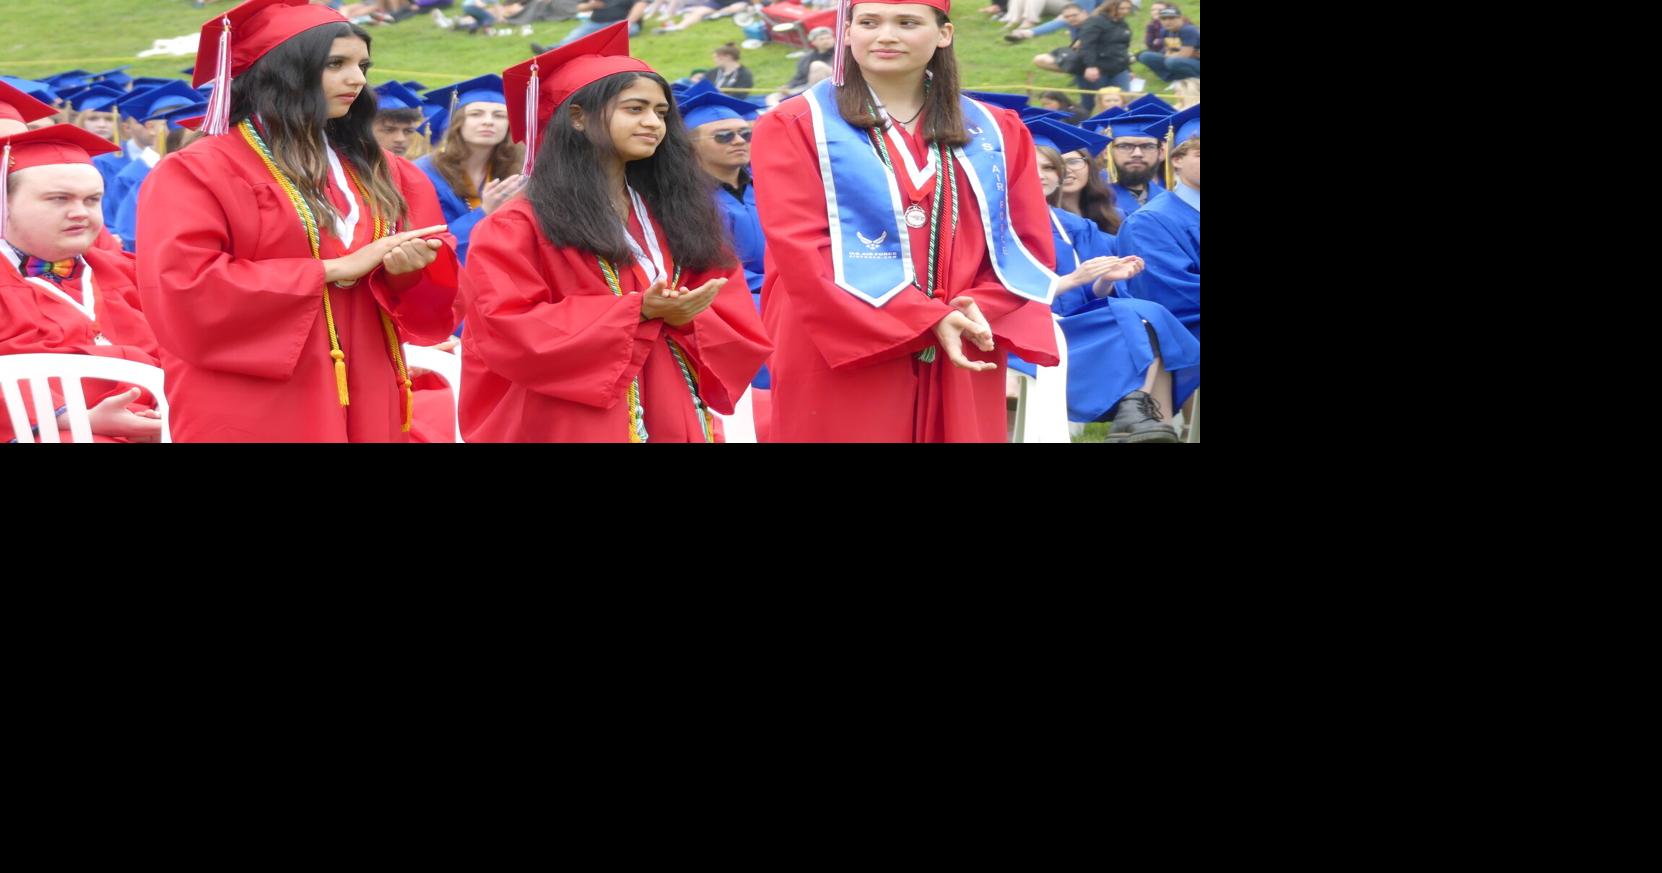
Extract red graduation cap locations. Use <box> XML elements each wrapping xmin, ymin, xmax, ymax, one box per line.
<box><xmin>0</xmin><ymin>80</ymin><xmax>57</xmax><ymax>126</ymax></box>
<box><xmin>1</xmin><ymin>123</ymin><xmax>121</xmax><ymax>236</ymax></box>
<box><xmin>503</xmin><ymin>21</ymin><xmax>654</xmax><ymax>175</ymax></box>
<box><xmin>194</xmin><ymin>0</ymin><xmax>349</xmax><ymax>135</ymax></box>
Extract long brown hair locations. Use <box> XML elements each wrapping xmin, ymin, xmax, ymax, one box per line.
<box><xmin>1057</xmin><ymin>148</ymin><xmax>1121</xmax><ymax>235</ymax></box>
<box><xmin>431</xmin><ymin>106</ymin><xmax>523</xmax><ymax>205</ymax></box>
<box><xmin>835</xmin><ymin>9</ymin><xmax>968</xmax><ymax>148</ymax></box>
<box><xmin>230</xmin><ymin>22</ymin><xmax>408</xmax><ymax>237</ymax></box>
<box><xmin>1036</xmin><ymin>144</ymin><xmax>1066</xmax><ymax>202</ymax></box>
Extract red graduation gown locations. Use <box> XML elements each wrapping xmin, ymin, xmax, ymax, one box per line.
<box><xmin>457</xmin><ymin>198</ymin><xmax>772</xmax><ymax>442</ymax></box>
<box><xmin>752</xmin><ymin>98</ymin><xmax>1059</xmax><ymax>442</ymax></box>
<box><xmin>137</xmin><ymin>133</ymin><xmax>460</xmax><ymax>442</ymax></box>
<box><xmin>1</xmin><ymin>247</ymin><xmax>160</xmax><ymax>442</ymax></box>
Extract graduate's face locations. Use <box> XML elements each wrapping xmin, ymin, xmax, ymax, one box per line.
<box><xmin>603</xmin><ymin>78</ymin><xmax>671</xmax><ymax>163</ymax></box>
<box><xmin>4</xmin><ymin>164</ymin><xmax>104</xmax><ymax>260</ymax></box>
<box><xmin>848</xmin><ymin>5</ymin><xmax>953</xmax><ymax>79</ymax></box>
<box><xmin>79</xmin><ymin>111</ymin><xmax>116</xmax><ymax>139</ymax></box>
<box><xmin>458</xmin><ymin>102</ymin><xmax>509</xmax><ymax>148</ymax></box>
<box><xmin>1036</xmin><ymin>150</ymin><xmax>1061</xmax><ymax>197</ymax></box>
<box><xmin>122</xmin><ymin>115</ymin><xmax>155</xmax><ymax>148</ymax></box>
<box><xmin>692</xmin><ymin>118</ymin><xmax>752</xmax><ymax>175</ymax></box>
<box><xmin>321</xmin><ymin>36</ymin><xmax>371</xmax><ymax>120</ymax></box>
<box><xmin>1170</xmin><ymin>141</ymin><xmax>1199</xmax><ymax>189</ymax></box>
<box><xmin>1060</xmin><ymin>150</ymin><xmax>1091</xmax><ymax>194</ymax></box>
<box><xmin>1110</xmin><ymin>136</ymin><xmax>1161</xmax><ymax>183</ymax></box>
<box><xmin>374</xmin><ymin>114</ymin><xmax>418</xmax><ymax>156</ymax></box>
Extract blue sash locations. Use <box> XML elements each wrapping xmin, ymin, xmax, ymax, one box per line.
<box><xmin>804</xmin><ymin>80</ymin><xmax>1059</xmax><ymax>308</ymax></box>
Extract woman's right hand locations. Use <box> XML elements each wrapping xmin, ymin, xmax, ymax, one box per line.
<box><xmin>1084</xmin><ymin>66</ymin><xmax>1101</xmax><ymax>82</ymax></box>
<box><xmin>1065</xmin><ymin>256</ymin><xmax>1118</xmax><ymax>288</ymax></box>
<box><xmin>480</xmin><ymin>175</ymin><xmax>528</xmax><ymax>214</ymax></box>
<box><xmin>932</xmin><ymin>306</ymin><xmax>998</xmax><ymax>372</ymax></box>
<box><xmin>324</xmin><ymin>224</ymin><xmax>448</xmax><ymax>285</ymax></box>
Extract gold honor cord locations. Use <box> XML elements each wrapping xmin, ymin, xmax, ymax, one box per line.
<box><xmin>239</xmin><ymin>120</ymin><xmax>414</xmax><ymax>430</ymax></box>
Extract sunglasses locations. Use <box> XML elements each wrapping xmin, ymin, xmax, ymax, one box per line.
<box><xmin>707</xmin><ymin>129</ymin><xmax>754</xmax><ymax>144</ymax></box>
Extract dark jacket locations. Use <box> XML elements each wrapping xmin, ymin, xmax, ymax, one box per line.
<box><xmin>1076</xmin><ymin>14</ymin><xmax>1132</xmax><ymax>76</ymax></box>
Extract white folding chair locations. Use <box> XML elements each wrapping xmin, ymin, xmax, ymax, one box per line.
<box><xmin>1010</xmin><ymin>317</ymin><xmax>1071</xmax><ymax>443</ymax></box>
<box><xmin>402</xmin><ymin>342</ymin><xmax>464</xmax><ymax>443</ymax></box>
<box><xmin>0</xmin><ymin>353</ymin><xmax>170</xmax><ymax>443</ymax></box>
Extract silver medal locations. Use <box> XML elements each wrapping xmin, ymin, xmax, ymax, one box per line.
<box><xmin>904</xmin><ymin>205</ymin><xmax>927</xmax><ymax>228</ymax></box>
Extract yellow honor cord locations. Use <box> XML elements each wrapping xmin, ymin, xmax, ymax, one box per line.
<box><xmin>241</xmin><ymin>120</ymin><xmax>411</xmax><ymax>421</ymax></box>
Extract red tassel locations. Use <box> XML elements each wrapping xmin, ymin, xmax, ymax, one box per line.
<box><xmin>203</xmin><ymin>16</ymin><xmax>234</xmax><ymax>136</ymax></box>
<box><xmin>832</xmin><ymin>0</ymin><xmax>850</xmax><ymax>86</ymax></box>
<box><xmin>521</xmin><ymin>62</ymin><xmax>539</xmax><ymax>177</ymax></box>
<box><xmin>1</xmin><ymin>144</ymin><xmax>11</xmax><ymax>238</ymax></box>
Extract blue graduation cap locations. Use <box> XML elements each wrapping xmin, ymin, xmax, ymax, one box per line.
<box><xmin>180</xmin><ymin>66</ymin><xmax>195</xmax><ymax>76</ymax></box>
<box><xmin>401</xmin><ymin>80</ymin><xmax>429</xmax><ymax>93</ymax></box>
<box><xmin>1164</xmin><ymin>102</ymin><xmax>1198</xmax><ymax>146</ymax></box>
<box><xmin>0</xmin><ymin>75</ymin><xmax>60</xmax><ymax>105</ymax></box>
<box><xmin>67</xmin><ymin>84</ymin><xmax>127</xmax><ymax>112</ymax></box>
<box><xmin>1025</xmin><ymin>117</ymin><xmax>1109</xmax><ymax>157</ymax></box>
<box><xmin>84</xmin><ymin>66</ymin><xmax>133</xmax><ymax>89</ymax></box>
<box><xmin>676</xmin><ymin>80</ymin><xmax>759</xmax><ymax>129</ymax></box>
<box><xmin>43</xmin><ymin>69</ymin><xmax>92</xmax><ymax>89</ymax></box>
<box><xmin>114</xmin><ymin>80</ymin><xmax>203</xmax><ymax>121</ymax></box>
<box><xmin>424</xmin><ymin>106</ymin><xmax>449</xmax><ymax>142</ymax></box>
<box><xmin>1018</xmin><ymin>105</ymin><xmax>1073</xmax><ymax>123</ymax></box>
<box><xmin>966</xmin><ymin>90</ymin><xmax>1031</xmax><ymax>111</ymax></box>
<box><xmin>374</xmin><ymin>81</ymin><xmax>428</xmax><ymax>112</ymax></box>
<box><xmin>147</xmin><ymin>100</ymin><xmax>209</xmax><ymax>131</ymax></box>
<box><xmin>1078</xmin><ymin>105</ymin><xmax>1128</xmax><ymax>134</ymax></box>
<box><xmin>129</xmin><ymin>76</ymin><xmax>184</xmax><ymax>92</ymax></box>
<box><xmin>54</xmin><ymin>84</ymin><xmax>96</xmax><ymax>103</ymax></box>
<box><xmin>1127</xmin><ymin>93</ymin><xmax>1175</xmax><ymax>115</ymax></box>
<box><xmin>1091</xmin><ymin>106</ymin><xmax>1171</xmax><ymax>140</ymax></box>
<box><xmin>424</xmin><ymin>74</ymin><xmax>506</xmax><ymax>114</ymax></box>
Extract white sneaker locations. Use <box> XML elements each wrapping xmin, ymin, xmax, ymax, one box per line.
<box><xmin>520</xmin><ymin>24</ymin><xmax>535</xmax><ymax>36</ymax></box>
<box><xmin>432</xmin><ymin>9</ymin><xmax>453</xmax><ymax>28</ymax></box>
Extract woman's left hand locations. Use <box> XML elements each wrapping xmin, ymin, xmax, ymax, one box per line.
<box><xmin>383</xmin><ymin>236</ymin><xmax>444</xmax><ymax>276</ymax></box>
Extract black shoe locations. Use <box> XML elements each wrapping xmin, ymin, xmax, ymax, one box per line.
<box><xmin>530</xmin><ymin>41</ymin><xmax>550</xmax><ymax>53</ymax></box>
<box><xmin>1103</xmin><ymin>391</ymin><xmax>1179</xmax><ymax>443</ymax></box>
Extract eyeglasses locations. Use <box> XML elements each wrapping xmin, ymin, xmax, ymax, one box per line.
<box><xmin>706</xmin><ymin>129</ymin><xmax>754</xmax><ymax>144</ymax></box>
<box><xmin>1061</xmin><ymin>157</ymin><xmax>1090</xmax><ymax>168</ymax></box>
<box><xmin>1111</xmin><ymin>142</ymin><xmax>1161</xmax><ymax>154</ymax></box>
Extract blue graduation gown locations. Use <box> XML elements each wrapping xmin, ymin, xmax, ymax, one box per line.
<box><xmin>1019</xmin><ymin>206</ymin><xmax>1199</xmax><ymax>421</ymax></box>
<box><xmin>714</xmin><ymin>178</ymin><xmax>770</xmax><ymax>389</ymax></box>
<box><xmin>413</xmin><ymin>154</ymin><xmax>486</xmax><ymax>265</ymax></box>
<box><xmin>93</xmin><ymin>149</ymin><xmax>134</xmax><ymax>227</ymax></box>
<box><xmin>107</xmin><ymin>159</ymin><xmax>151</xmax><ymax>252</ymax></box>
<box><xmin>1117</xmin><ymin>189</ymin><xmax>1200</xmax><ymax>412</ymax></box>
<box><xmin>1110</xmin><ymin>179</ymin><xmax>1164</xmax><ymax>222</ymax></box>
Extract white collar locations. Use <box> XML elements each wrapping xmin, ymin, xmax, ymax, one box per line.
<box><xmin>620</xmin><ymin>186</ymin><xmax>666</xmax><ymax>285</ymax></box>
<box><xmin>322</xmin><ymin>136</ymin><xmax>362</xmax><ymax>244</ymax></box>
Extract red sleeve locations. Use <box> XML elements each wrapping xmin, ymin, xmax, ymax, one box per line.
<box><xmin>956</xmin><ymin>110</ymin><xmax>1060</xmax><ymax>367</ymax></box>
<box><xmin>136</xmin><ymin>147</ymin><xmax>327</xmax><ymax>380</ymax></box>
<box><xmin>661</xmin><ymin>262</ymin><xmax>773</xmax><ymax>415</ymax></box>
<box><xmin>752</xmin><ymin>103</ymin><xmax>954</xmax><ymax>370</ymax></box>
<box><xmin>365</xmin><ymin>156</ymin><xmax>461</xmax><ymax>346</ymax></box>
<box><xmin>460</xmin><ymin>205</ymin><xmax>664</xmax><ymax>409</ymax></box>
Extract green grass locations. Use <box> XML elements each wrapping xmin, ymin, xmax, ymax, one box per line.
<box><xmin>3</xmin><ymin>0</ymin><xmax>1197</xmax><ymax>98</ymax></box>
